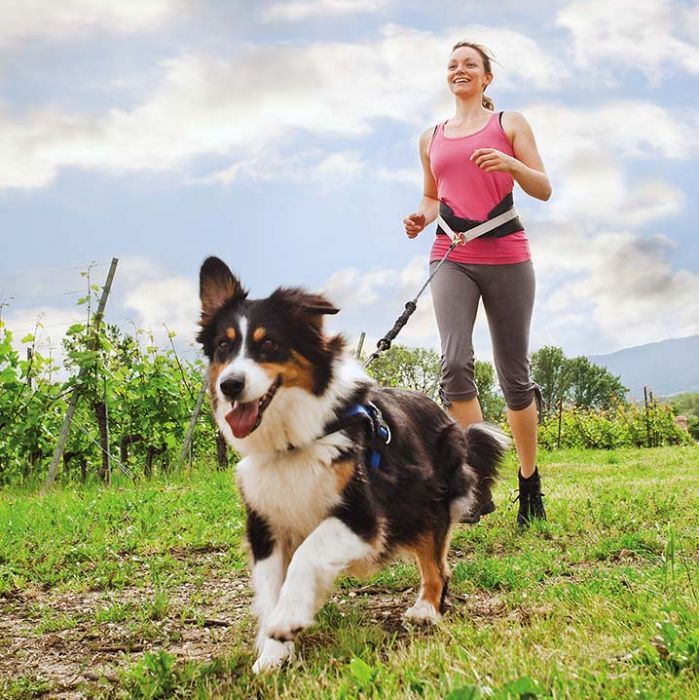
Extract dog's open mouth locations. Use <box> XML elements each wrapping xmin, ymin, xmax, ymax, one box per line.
<box><xmin>225</xmin><ymin>375</ymin><xmax>282</xmax><ymax>439</ymax></box>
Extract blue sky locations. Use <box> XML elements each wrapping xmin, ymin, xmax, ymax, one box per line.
<box><xmin>1</xmin><ymin>0</ymin><xmax>698</xmax><ymax>366</ymax></box>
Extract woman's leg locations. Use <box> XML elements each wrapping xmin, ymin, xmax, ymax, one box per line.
<box><xmin>429</xmin><ymin>260</ymin><xmax>482</xmax><ymax>426</ymax></box>
<box><xmin>431</xmin><ymin>259</ymin><xmax>496</xmax><ymax>522</ymax></box>
<box><xmin>449</xmin><ymin>397</ymin><xmax>483</xmax><ymax>426</ymax></box>
<box><xmin>479</xmin><ymin>261</ymin><xmax>544</xmax><ymax>523</ymax></box>
<box><xmin>507</xmin><ymin>400</ymin><xmax>537</xmax><ymax>477</ymax></box>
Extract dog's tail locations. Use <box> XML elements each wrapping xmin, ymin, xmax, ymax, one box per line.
<box><xmin>464</xmin><ymin>423</ymin><xmax>510</xmax><ymax>487</ymax></box>
<box><xmin>439</xmin><ymin>421</ymin><xmax>508</xmax><ymax>524</ymax></box>
<box><xmin>439</xmin><ymin>421</ymin><xmax>508</xmax><ymax>494</ymax></box>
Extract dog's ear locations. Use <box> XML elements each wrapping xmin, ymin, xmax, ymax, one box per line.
<box><xmin>199</xmin><ymin>257</ymin><xmax>247</xmax><ymax>323</ymax></box>
<box><xmin>300</xmin><ymin>294</ymin><xmax>339</xmax><ymax>317</ymax></box>
<box><xmin>270</xmin><ymin>288</ymin><xmax>339</xmax><ymax>329</ymax></box>
<box><xmin>295</xmin><ymin>292</ymin><xmax>339</xmax><ymax>332</ymax></box>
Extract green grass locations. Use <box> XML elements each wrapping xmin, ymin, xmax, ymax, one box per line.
<box><xmin>0</xmin><ymin>468</ymin><xmax>247</xmax><ymax>594</ymax></box>
<box><xmin>0</xmin><ymin>446</ymin><xmax>698</xmax><ymax>698</ymax></box>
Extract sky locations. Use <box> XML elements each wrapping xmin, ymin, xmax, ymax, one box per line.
<box><xmin>1</xmin><ymin>0</ymin><xmax>698</xmax><ymax>368</ymax></box>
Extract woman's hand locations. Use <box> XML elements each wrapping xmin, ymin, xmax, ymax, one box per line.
<box><xmin>470</xmin><ymin>148</ymin><xmax>518</xmax><ymax>173</ymax></box>
<box><xmin>403</xmin><ymin>212</ymin><xmax>427</xmax><ymax>239</ymax></box>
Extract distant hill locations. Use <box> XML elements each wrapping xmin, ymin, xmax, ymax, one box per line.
<box><xmin>589</xmin><ymin>335</ymin><xmax>699</xmax><ymax>401</ymax></box>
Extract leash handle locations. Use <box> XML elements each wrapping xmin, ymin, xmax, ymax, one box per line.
<box><xmin>364</xmin><ymin>235</ymin><xmax>461</xmax><ymax>368</ymax></box>
<box><xmin>376</xmin><ymin>301</ymin><xmax>417</xmax><ymax>352</ymax></box>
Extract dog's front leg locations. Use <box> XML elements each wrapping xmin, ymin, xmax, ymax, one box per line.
<box><xmin>265</xmin><ymin>516</ymin><xmax>375</xmax><ymax>642</ymax></box>
<box><xmin>247</xmin><ymin>510</ymin><xmax>294</xmax><ymax>674</ymax></box>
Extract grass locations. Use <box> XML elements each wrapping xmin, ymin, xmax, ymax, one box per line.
<box><xmin>0</xmin><ymin>445</ymin><xmax>697</xmax><ymax>698</ymax></box>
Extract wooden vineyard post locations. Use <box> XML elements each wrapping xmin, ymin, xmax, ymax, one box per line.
<box><xmin>179</xmin><ymin>376</ymin><xmax>208</xmax><ymax>469</ymax></box>
<box><xmin>355</xmin><ymin>331</ymin><xmax>366</xmax><ymax>360</ymax></box>
<box><xmin>41</xmin><ymin>258</ymin><xmax>119</xmax><ymax>493</ymax></box>
<box><xmin>643</xmin><ymin>386</ymin><xmax>651</xmax><ymax>448</ymax></box>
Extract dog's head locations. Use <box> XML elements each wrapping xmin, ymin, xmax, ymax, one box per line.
<box><xmin>196</xmin><ymin>257</ymin><xmax>344</xmax><ymax>439</ymax></box>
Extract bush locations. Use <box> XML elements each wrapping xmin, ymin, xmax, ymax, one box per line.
<box><xmin>538</xmin><ymin>403</ymin><xmax>692</xmax><ymax>450</ymax></box>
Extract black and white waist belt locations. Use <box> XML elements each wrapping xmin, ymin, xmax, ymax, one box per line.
<box><xmin>436</xmin><ymin>193</ymin><xmax>523</xmax><ymax>242</ymax></box>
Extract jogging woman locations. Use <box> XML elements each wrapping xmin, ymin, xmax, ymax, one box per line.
<box><xmin>403</xmin><ymin>41</ymin><xmax>552</xmax><ymax>526</ymax></box>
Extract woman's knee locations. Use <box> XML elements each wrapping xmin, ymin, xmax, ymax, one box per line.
<box><xmin>440</xmin><ymin>355</ymin><xmax>478</xmax><ymax>404</ymax></box>
<box><xmin>502</xmin><ymin>382</ymin><xmax>537</xmax><ymax>411</ymax></box>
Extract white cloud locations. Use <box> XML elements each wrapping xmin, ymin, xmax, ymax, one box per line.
<box><xmin>557</xmin><ymin>0</ymin><xmax>699</xmax><ymax>81</ymax></box>
<box><xmin>116</xmin><ymin>258</ymin><xmax>199</xmax><ymax>341</ymax></box>
<box><xmin>0</xmin><ymin>25</ymin><xmax>566</xmax><ymax>190</ymax></box>
<box><xmin>530</xmin><ymin>219</ymin><xmax>699</xmax><ymax>352</ymax></box>
<box><xmin>195</xmin><ymin>150</ymin><xmax>365</xmax><ymax>188</ymax></box>
<box><xmin>263</xmin><ymin>0</ymin><xmax>389</xmax><ymax>22</ymax></box>
<box><xmin>522</xmin><ymin>101</ymin><xmax>696</xmax><ymax>227</ymax></box>
<box><xmin>527</xmin><ymin>101</ymin><xmax>699</xmax><ymax>171</ymax></box>
<box><xmin>0</xmin><ymin>0</ymin><xmax>183</xmax><ymax>47</ymax></box>
<box><xmin>323</xmin><ymin>216</ymin><xmax>699</xmax><ymax>361</ymax></box>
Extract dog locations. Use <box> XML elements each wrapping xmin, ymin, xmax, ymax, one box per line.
<box><xmin>196</xmin><ymin>256</ymin><xmax>508</xmax><ymax>673</ymax></box>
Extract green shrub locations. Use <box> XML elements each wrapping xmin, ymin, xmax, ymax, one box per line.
<box><xmin>539</xmin><ymin>403</ymin><xmax>692</xmax><ymax>450</ymax></box>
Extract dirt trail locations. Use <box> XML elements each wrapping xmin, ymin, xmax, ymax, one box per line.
<box><xmin>0</xmin><ymin>563</ymin><xmax>252</xmax><ymax>699</ymax></box>
<box><xmin>0</xmin><ymin>553</ymin><xmax>529</xmax><ymax>699</ymax></box>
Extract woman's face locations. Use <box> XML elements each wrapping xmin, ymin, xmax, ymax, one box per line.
<box><xmin>447</xmin><ymin>46</ymin><xmax>491</xmax><ymax>97</ymax></box>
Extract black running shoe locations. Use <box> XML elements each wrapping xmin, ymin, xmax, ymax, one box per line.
<box><xmin>515</xmin><ymin>468</ymin><xmax>546</xmax><ymax>527</ymax></box>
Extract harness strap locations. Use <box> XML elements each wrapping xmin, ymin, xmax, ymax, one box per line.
<box><xmin>322</xmin><ymin>402</ymin><xmax>391</xmax><ymax>469</ymax></box>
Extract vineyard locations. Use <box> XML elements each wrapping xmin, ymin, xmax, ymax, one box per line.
<box><xmin>0</xmin><ymin>278</ymin><xmax>693</xmax><ymax>488</ymax></box>
<box><xmin>0</xmin><ymin>307</ymin><xmax>219</xmax><ymax>488</ymax></box>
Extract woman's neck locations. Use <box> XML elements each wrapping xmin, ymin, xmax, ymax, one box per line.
<box><xmin>452</xmin><ymin>96</ymin><xmax>490</xmax><ymax>124</ymax></box>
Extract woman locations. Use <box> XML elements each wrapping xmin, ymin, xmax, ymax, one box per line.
<box><xmin>403</xmin><ymin>41</ymin><xmax>552</xmax><ymax>527</ymax></box>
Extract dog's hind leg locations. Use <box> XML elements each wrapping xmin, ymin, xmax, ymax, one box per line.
<box><xmin>403</xmin><ymin>527</ymin><xmax>451</xmax><ymax>624</ymax></box>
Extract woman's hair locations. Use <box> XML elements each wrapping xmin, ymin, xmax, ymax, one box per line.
<box><xmin>451</xmin><ymin>41</ymin><xmax>495</xmax><ymax>111</ymax></box>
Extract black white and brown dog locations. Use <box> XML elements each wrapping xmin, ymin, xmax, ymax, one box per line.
<box><xmin>196</xmin><ymin>256</ymin><xmax>507</xmax><ymax>673</ymax></box>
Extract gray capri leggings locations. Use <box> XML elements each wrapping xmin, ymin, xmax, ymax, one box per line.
<box><xmin>430</xmin><ymin>259</ymin><xmax>537</xmax><ymax>411</ymax></box>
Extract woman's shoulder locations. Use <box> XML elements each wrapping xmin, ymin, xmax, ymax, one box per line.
<box><xmin>500</xmin><ymin>111</ymin><xmax>528</xmax><ymax>124</ymax></box>
<box><xmin>500</xmin><ymin>111</ymin><xmax>532</xmax><ymax>138</ymax></box>
<box><xmin>419</xmin><ymin>123</ymin><xmax>441</xmax><ymax>143</ymax></box>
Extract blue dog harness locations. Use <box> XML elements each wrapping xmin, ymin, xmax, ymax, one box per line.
<box><xmin>321</xmin><ymin>401</ymin><xmax>392</xmax><ymax>469</ymax></box>
<box><xmin>340</xmin><ymin>403</ymin><xmax>392</xmax><ymax>469</ymax></box>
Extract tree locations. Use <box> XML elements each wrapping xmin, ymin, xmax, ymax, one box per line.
<box><xmin>565</xmin><ymin>356</ymin><xmax>627</xmax><ymax>411</ymax></box>
<box><xmin>367</xmin><ymin>345</ymin><xmax>441</xmax><ymax>401</ymax></box>
<box><xmin>530</xmin><ymin>346</ymin><xmax>570</xmax><ymax>417</ymax></box>
<box><xmin>531</xmin><ymin>345</ymin><xmax>627</xmax><ymax>416</ymax></box>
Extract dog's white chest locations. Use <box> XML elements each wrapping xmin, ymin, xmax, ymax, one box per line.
<box><xmin>236</xmin><ymin>447</ymin><xmax>343</xmax><ymax>539</ymax></box>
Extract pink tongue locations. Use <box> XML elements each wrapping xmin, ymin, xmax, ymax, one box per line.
<box><xmin>225</xmin><ymin>400</ymin><xmax>260</xmax><ymax>438</ymax></box>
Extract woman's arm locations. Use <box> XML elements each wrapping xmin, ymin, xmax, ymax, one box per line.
<box><xmin>404</xmin><ymin>128</ymin><xmax>440</xmax><ymax>238</ymax></box>
<box><xmin>471</xmin><ymin>112</ymin><xmax>552</xmax><ymax>201</ymax></box>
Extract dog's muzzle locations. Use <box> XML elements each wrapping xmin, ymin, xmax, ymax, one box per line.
<box><xmin>224</xmin><ymin>375</ymin><xmax>282</xmax><ymax>439</ymax></box>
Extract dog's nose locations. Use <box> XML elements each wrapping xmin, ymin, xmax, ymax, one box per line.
<box><xmin>220</xmin><ymin>376</ymin><xmax>245</xmax><ymax>400</ymax></box>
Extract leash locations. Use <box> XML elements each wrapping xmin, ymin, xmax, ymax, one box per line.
<box><xmin>363</xmin><ymin>209</ymin><xmax>517</xmax><ymax>369</ymax></box>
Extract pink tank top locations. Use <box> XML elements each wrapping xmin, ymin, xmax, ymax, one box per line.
<box><xmin>428</xmin><ymin>112</ymin><xmax>531</xmax><ymax>265</ymax></box>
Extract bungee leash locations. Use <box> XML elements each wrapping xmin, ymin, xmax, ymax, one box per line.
<box><xmin>363</xmin><ymin>207</ymin><xmax>518</xmax><ymax>369</ymax></box>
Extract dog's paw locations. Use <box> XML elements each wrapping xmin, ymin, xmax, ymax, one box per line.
<box><xmin>252</xmin><ymin>638</ymin><xmax>295</xmax><ymax>674</ymax></box>
<box><xmin>265</xmin><ymin>604</ymin><xmax>314</xmax><ymax>642</ymax></box>
<box><xmin>403</xmin><ymin>599</ymin><xmax>442</xmax><ymax>625</ymax></box>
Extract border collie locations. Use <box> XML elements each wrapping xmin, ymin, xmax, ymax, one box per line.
<box><xmin>196</xmin><ymin>257</ymin><xmax>507</xmax><ymax>673</ymax></box>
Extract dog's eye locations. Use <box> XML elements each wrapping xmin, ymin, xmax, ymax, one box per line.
<box><xmin>217</xmin><ymin>339</ymin><xmax>230</xmax><ymax>351</ymax></box>
<box><xmin>260</xmin><ymin>338</ymin><xmax>279</xmax><ymax>353</ymax></box>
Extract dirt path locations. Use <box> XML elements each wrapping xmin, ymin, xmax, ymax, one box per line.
<box><xmin>0</xmin><ymin>554</ymin><xmax>524</xmax><ymax>699</ymax></box>
<box><xmin>0</xmin><ymin>563</ymin><xmax>253</xmax><ymax>698</ymax></box>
